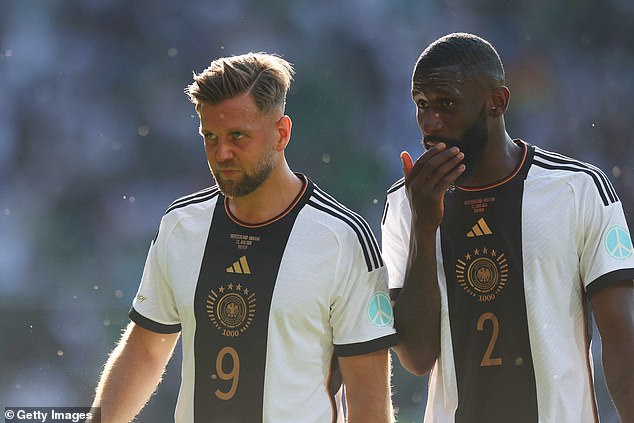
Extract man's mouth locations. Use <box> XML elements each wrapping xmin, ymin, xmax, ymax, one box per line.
<box><xmin>216</xmin><ymin>167</ymin><xmax>241</xmax><ymax>177</ymax></box>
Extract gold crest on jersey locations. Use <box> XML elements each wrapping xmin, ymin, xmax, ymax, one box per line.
<box><xmin>206</xmin><ymin>283</ymin><xmax>256</xmax><ymax>338</ymax></box>
<box><xmin>455</xmin><ymin>247</ymin><xmax>508</xmax><ymax>302</ymax></box>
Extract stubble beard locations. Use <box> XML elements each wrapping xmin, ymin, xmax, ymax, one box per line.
<box><xmin>454</xmin><ymin>106</ymin><xmax>489</xmax><ymax>184</ymax></box>
<box><xmin>212</xmin><ymin>147</ymin><xmax>278</xmax><ymax>198</ymax></box>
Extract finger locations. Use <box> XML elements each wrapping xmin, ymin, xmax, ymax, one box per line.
<box><xmin>411</xmin><ymin>144</ymin><xmax>462</xmax><ymax>186</ymax></box>
<box><xmin>417</xmin><ymin>142</ymin><xmax>446</xmax><ymax>164</ymax></box>
<box><xmin>407</xmin><ymin>142</ymin><xmax>447</xmax><ymax>181</ymax></box>
<box><xmin>400</xmin><ymin>151</ymin><xmax>414</xmax><ymax>177</ymax></box>
<box><xmin>433</xmin><ymin>164</ymin><xmax>466</xmax><ymax>195</ymax></box>
<box><xmin>426</xmin><ymin>150</ymin><xmax>464</xmax><ymax>185</ymax></box>
<box><xmin>426</xmin><ymin>148</ymin><xmax>464</xmax><ymax>187</ymax></box>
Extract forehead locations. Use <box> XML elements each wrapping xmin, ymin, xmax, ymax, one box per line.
<box><xmin>412</xmin><ymin>65</ymin><xmax>483</xmax><ymax>98</ymax></box>
<box><xmin>199</xmin><ymin>94</ymin><xmax>262</xmax><ymax>129</ymax></box>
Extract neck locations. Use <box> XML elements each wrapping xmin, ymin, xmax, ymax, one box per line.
<box><xmin>460</xmin><ymin>131</ymin><xmax>522</xmax><ymax>187</ymax></box>
<box><xmin>227</xmin><ymin>160</ymin><xmax>303</xmax><ymax>224</ymax></box>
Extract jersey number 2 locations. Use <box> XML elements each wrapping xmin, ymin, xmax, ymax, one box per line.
<box><xmin>477</xmin><ymin>312</ymin><xmax>502</xmax><ymax>366</ymax></box>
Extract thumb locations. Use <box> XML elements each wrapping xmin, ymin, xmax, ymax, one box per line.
<box><xmin>400</xmin><ymin>151</ymin><xmax>414</xmax><ymax>177</ymax></box>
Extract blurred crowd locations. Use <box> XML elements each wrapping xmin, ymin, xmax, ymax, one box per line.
<box><xmin>1</xmin><ymin>1</ymin><xmax>632</xmax><ymax>421</ymax></box>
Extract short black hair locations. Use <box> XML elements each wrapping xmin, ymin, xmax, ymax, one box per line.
<box><xmin>413</xmin><ymin>33</ymin><xmax>504</xmax><ymax>88</ymax></box>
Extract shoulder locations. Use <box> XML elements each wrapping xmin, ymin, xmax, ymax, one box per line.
<box><xmin>385</xmin><ymin>177</ymin><xmax>408</xmax><ymax>206</ymax></box>
<box><xmin>382</xmin><ymin>177</ymin><xmax>409</xmax><ymax>224</ymax></box>
<box><xmin>300</xmin><ymin>183</ymin><xmax>383</xmax><ymax>272</ymax></box>
<box><xmin>164</xmin><ymin>185</ymin><xmax>222</xmax><ymax>216</ymax></box>
<box><xmin>302</xmin><ymin>183</ymin><xmax>372</xmax><ymax>235</ymax></box>
<box><xmin>386</xmin><ymin>177</ymin><xmax>406</xmax><ymax>197</ymax></box>
<box><xmin>529</xmin><ymin>145</ymin><xmax>619</xmax><ymax>206</ymax></box>
<box><xmin>155</xmin><ymin>186</ymin><xmax>221</xmax><ymax>238</ymax></box>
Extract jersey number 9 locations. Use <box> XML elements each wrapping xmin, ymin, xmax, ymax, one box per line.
<box><xmin>214</xmin><ymin>346</ymin><xmax>240</xmax><ymax>400</ymax></box>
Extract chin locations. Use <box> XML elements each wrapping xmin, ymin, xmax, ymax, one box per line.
<box><xmin>215</xmin><ymin>179</ymin><xmax>236</xmax><ymax>196</ymax></box>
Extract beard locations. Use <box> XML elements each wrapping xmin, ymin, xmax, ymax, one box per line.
<box><xmin>211</xmin><ymin>147</ymin><xmax>277</xmax><ymax>198</ymax></box>
<box><xmin>423</xmin><ymin>105</ymin><xmax>489</xmax><ymax>184</ymax></box>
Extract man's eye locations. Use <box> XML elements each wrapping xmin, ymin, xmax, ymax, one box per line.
<box><xmin>231</xmin><ymin>132</ymin><xmax>246</xmax><ymax>140</ymax></box>
<box><xmin>416</xmin><ymin>100</ymin><xmax>429</xmax><ymax>110</ymax></box>
<box><xmin>204</xmin><ymin>133</ymin><xmax>217</xmax><ymax>141</ymax></box>
<box><xmin>441</xmin><ymin>99</ymin><xmax>455</xmax><ymax>109</ymax></box>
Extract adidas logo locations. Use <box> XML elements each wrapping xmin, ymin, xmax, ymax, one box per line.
<box><xmin>226</xmin><ymin>256</ymin><xmax>251</xmax><ymax>274</ymax></box>
<box><xmin>467</xmin><ymin>218</ymin><xmax>493</xmax><ymax>237</ymax></box>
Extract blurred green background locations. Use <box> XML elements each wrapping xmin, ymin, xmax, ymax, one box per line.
<box><xmin>1</xmin><ymin>1</ymin><xmax>633</xmax><ymax>422</ymax></box>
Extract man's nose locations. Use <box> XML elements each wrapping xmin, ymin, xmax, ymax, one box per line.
<box><xmin>215</xmin><ymin>138</ymin><xmax>234</xmax><ymax>161</ymax></box>
<box><xmin>421</xmin><ymin>111</ymin><xmax>444</xmax><ymax>136</ymax></box>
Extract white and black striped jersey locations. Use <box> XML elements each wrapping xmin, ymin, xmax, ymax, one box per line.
<box><xmin>382</xmin><ymin>140</ymin><xmax>634</xmax><ymax>423</ymax></box>
<box><xmin>130</xmin><ymin>174</ymin><xmax>397</xmax><ymax>423</ymax></box>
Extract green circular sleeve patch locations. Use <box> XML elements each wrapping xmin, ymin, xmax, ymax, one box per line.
<box><xmin>604</xmin><ymin>225</ymin><xmax>633</xmax><ymax>260</ymax></box>
<box><xmin>367</xmin><ymin>292</ymin><xmax>394</xmax><ymax>328</ymax></box>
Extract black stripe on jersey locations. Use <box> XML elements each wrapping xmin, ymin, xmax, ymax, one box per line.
<box><xmin>533</xmin><ymin>149</ymin><xmax>618</xmax><ymax>206</ymax></box>
<box><xmin>193</xmin><ymin>195</ymin><xmax>301</xmax><ymax>421</ymax></box>
<box><xmin>381</xmin><ymin>201</ymin><xmax>389</xmax><ymax>226</ymax></box>
<box><xmin>129</xmin><ymin>307</ymin><xmax>182</xmax><ymax>334</ymax></box>
<box><xmin>308</xmin><ymin>187</ymin><xmax>383</xmax><ymax>272</ymax></box>
<box><xmin>387</xmin><ymin>178</ymin><xmax>405</xmax><ymax>195</ymax></box>
<box><xmin>306</xmin><ymin>198</ymin><xmax>375</xmax><ymax>271</ymax></box>
<box><xmin>538</xmin><ymin>148</ymin><xmax>619</xmax><ymax>201</ymax></box>
<box><xmin>586</xmin><ymin>268</ymin><xmax>634</xmax><ymax>299</ymax></box>
<box><xmin>164</xmin><ymin>186</ymin><xmax>221</xmax><ymax>215</ymax></box>
<box><xmin>334</xmin><ymin>333</ymin><xmax>398</xmax><ymax>357</ymax></box>
<box><xmin>442</xmin><ymin>175</ymin><xmax>538</xmax><ymax>423</ymax></box>
<box><xmin>535</xmin><ymin>148</ymin><xmax>618</xmax><ymax>201</ymax></box>
<box><xmin>382</xmin><ymin>179</ymin><xmax>405</xmax><ymax>225</ymax></box>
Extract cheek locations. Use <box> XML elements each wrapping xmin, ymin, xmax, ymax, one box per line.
<box><xmin>415</xmin><ymin>110</ymin><xmax>425</xmax><ymax>128</ymax></box>
<box><xmin>203</xmin><ymin>142</ymin><xmax>215</xmax><ymax>160</ymax></box>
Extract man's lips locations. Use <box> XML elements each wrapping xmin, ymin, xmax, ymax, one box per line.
<box><xmin>424</xmin><ymin>138</ymin><xmax>455</xmax><ymax>150</ymax></box>
<box><xmin>217</xmin><ymin>168</ymin><xmax>241</xmax><ymax>176</ymax></box>
<box><xmin>424</xmin><ymin>141</ymin><xmax>444</xmax><ymax>150</ymax></box>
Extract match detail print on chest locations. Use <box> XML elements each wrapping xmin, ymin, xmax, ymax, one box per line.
<box><xmin>447</xmin><ymin>191</ymin><xmax>514</xmax><ymax>304</ymax></box>
<box><xmin>201</xmin><ymin>207</ymin><xmax>297</xmax><ymax>337</ymax></box>
<box><xmin>205</xmin><ymin>228</ymin><xmax>263</xmax><ymax>339</ymax></box>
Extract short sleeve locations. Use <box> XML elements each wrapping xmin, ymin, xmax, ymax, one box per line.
<box><xmin>129</xmin><ymin>217</ymin><xmax>182</xmax><ymax>334</ymax></box>
<box><xmin>330</xmin><ymin>226</ymin><xmax>397</xmax><ymax>357</ymax></box>
<box><xmin>381</xmin><ymin>182</ymin><xmax>411</xmax><ymax>297</ymax></box>
<box><xmin>578</xmin><ymin>178</ymin><xmax>634</xmax><ymax>298</ymax></box>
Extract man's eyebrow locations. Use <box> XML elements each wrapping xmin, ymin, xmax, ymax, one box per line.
<box><xmin>431</xmin><ymin>86</ymin><xmax>460</xmax><ymax>95</ymax></box>
<box><xmin>413</xmin><ymin>84</ymin><xmax>461</xmax><ymax>97</ymax></box>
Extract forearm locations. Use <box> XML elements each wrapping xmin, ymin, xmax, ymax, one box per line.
<box><xmin>389</xmin><ymin>144</ymin><xmax>462</xmax><ymax>375</ymax></box>
<box><xmin>347</xmin><ymin>399</ymin><xmax>393</xmax><ymax>423</ymax></box>
<box><xmin>591</xmin><ymin>280</ymin><xmax>634</xmax><ymax>422</ymax></box>
<box><xmin>91</xmin><ymin>324</ymin><xmax>178</xmax><ymax>423</ymax></box>
<box><xmin>92</xmin><ymin>346</ymin><xmax>165</xmax><ymax>422</ymax></box>
<box><xmin>346</xmin><ymin>389</ymin><xmax>394</xmax><ymax>423</ymax></box>
<box><xmin>392</xmin><ymin>227</ymin><xmax>441</xmax><ymax>375</ymax></box>
<box><xmin>602</xmin><ymin>333</ymin><xmax>634</xmax><ymax>422</ymax></box>
<box><xmin>340</xmin><ymin>351</ymin><xmax>394</xmax><ymax>423</ymax></box>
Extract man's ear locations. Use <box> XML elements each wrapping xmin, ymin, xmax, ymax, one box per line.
<box><xmin>275</xmin><ymin>115</ymin><xmax>292</xmax><ymax>151</ymax></box>
<box><xmin>489</xmin><ymin>86</ymin><xmax>510</xmax><ymax>117</ymax></box>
